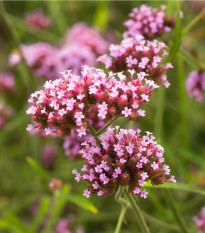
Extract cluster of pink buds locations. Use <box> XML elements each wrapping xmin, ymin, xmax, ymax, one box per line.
<box><xmin>98</xmin><ymin>35</ymin><xmax>173</xmax><ymax>87</ymax></box>
<box><xmin>73</xmin><ymin>127</ymin><xmax>175</xmax><ymax>198</ymax></box>
<box><xmin>186</xmin><ymin>71</ymin><xmax>205</xmax><ymax>101</ymax></box>
<box><xmin>123</xmin><ymin>5</ymin><xmax>175</xmax><ymax>40</ymax></box>
<box><xmin>65</xmin><ymin>22</ymin><xmax>109</xmax><ymax>55</ymax></box>
<box><xmin>52</xmin><ymin>215</ymin><xmax>84</xmax><ymax>233</ymax></box>
<box><xmin>0</xmin><ymin>101</ymin><xmax>13</xmax><ymax>128</ymax></box>
<box><xmin>193</xmin><ymin>207</ymin><xmax>205</xmax><ymax>233</ymax></box>
<box><xmin>26</xmin><ymin>66</ymin><xmax>158</xmax><ymax>137</ymax></box>
<box><xmin>25</xmin><ymin>9</ymin><xmax>51</xmax><ymax>30</ymax></box>
<box><xmin>0</xmin><ymin>72</ymin><xmax>15</xmax><ymax>93</ymax></box>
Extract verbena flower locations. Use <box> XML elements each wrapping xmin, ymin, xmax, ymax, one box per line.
<box><xmin>73</xmin><ymin>127</ymin><xmax>175</xmax><ymax>198</ymax></box>
<box><xmin>8</xmin><ymin>50</ymin><xmax>21</xmax><ymax>66</ymax></box>
<box><xmin>98</xmin><ymin>36</ymin><xmax>173</xmax><ymax>87</ymax></box>
<box><xmin>65</xmin><ymin>22</ymin><xmax>109</xmax><ymax>55</ymax></box>
<box><xmin>0</xmin><ymin>72</ymin><xmax>15</xmax><ymax>92</ymax></box>
<box><xmin>57</xmin><ymin>44</ymin><xmax>96</xmax><ymax>75</ymax></box>
<box><xmin>186</xmin><ymin>71</ymin><xmax>205</xmax><ymax>101</ymax></box>
<box><xmin>25</xmin><ymin>9</ymin><xmax>51</xmax><ymax>30</ymax></box>
<box><xmin>123</xmin><ymin>5</ymin><xmax>175</xmax><ymax>40</ymax></box>
<box><xmin>193</xmin><ymin>207</ymin><xmax>205</xmax><ymax>233</ymax></box>
<box><xmin>26</xmin><ymin>66</ymin><xmax>157</xmax><ymax>137</ymax></box>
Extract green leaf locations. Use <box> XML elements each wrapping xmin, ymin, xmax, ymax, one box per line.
<box><xmin>62</xmin><ymin>193</ymin><xmax>98</xmax><ymax>213</ymax></box>
<box><xmin>31</xmin><ymin>197</ymin><xmax>50</xmax><ymax>232</ymax></box>
<box><xmin>179</xmin><ymin>50</ymin><xmax>204</xmax><ymax>70</ymax></box>
<box><xmin>26</xmin><ymin>157</ymin><xmax>50</xmax><ymax>184</ymax></box>
<box><xmin>145</xmin><ymin>181</ymin><xmax>205</xmax><ymax>196</ymax></box>
<box><xmin>95</xmin><ymin>1</ymin><xmax>109</xmax><ymax>29</ymax></box>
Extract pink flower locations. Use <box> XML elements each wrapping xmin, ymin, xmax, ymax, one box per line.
<box><xmin>98</xmin><ymin>36</ymin><xmax>172</xmax><ymax>87</ymax></box>
<box><xmin>74</xmin><ymin>126</ymin><xmax>175</xmax><ymax>198</ymax></box>
<box><xmin>186</xmin><ymin>71</ymin><xmax>205</xmax><ymax>101</ymax></box>
<box><xmin>123</xmin><ymin>5</ymin><xmax>175</xmax><ymax>40</ymax></box>
<box><xmin>193</xmin><ymin>207</ymin><xmax>205</xmax><ymax>233</ymax></box>
<box><xmin>25</xmin><ymin>9</ymin><xmax>51</xmax><ymax>29</ymax></box>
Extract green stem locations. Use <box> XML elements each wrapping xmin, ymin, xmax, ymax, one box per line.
<box><xmin>124</xmin><ymin>189</ymin><xmax>150</xmax><ymax>233</ymax></box>
<box><xmin>88</xmin><ymin>123</ymin><xmax>103</xmax><ymax>149</ymax></box>
<box><xmin>182</xmin><ymin>8</ymin><xmax>205</xmax><ymax>35</ymax></box>
<box><xmin>114</xmin><ymin>204</ymin><xmax>128</xmax><ymax>233</ymax></box>
<box><xmin>129</xmin><ymin>120</ymin><xmax>134</xmax><ymax>129</ymax></box>
<box><xmin>177</xmin><ymin>54</ymin><xmax>188</xmax><ymax>148</ymax></box>
<box><xmin>154</xmin><ymin>88</ymin><xmax>165</xmax><ymax>140</ymax></box>
<box><xmin>96</xmin><ymin>116</ymin><xmax>119</xmax><ymax>136</ymax></box>
<box><xmin>165</xmin><ymin>190</ymin><xmax>190</xmax><ymax>233</ymax></box>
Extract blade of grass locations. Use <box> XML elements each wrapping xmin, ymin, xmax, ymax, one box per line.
<box><xmin>26</xmin><ymin>157</ymin><xmax>50</xmax><ymax>184</ymax></box>
<box><xmin>182</xmin><ymin>8</ymin><xmax>205</xmax><ymax>35</ymax></box>
<box><xmin>145</xmin><ymin>181</ymin><xmax>205</xmax><ymax>196</ymax></box>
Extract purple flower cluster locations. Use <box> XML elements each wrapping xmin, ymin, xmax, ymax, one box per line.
<box><xmin>26</xmin><ymin>66</ymin><xmax>158</xmax><ymax>137</ymax></box>
<box><xmin>193</xmin><ymin>207</ymin><xmax>205</xmax><ymax>233</ymax></box>
<box><xmin>65</xmin><ymin>22</ymin><xmax>109</xmax><ymax>56</ymax></box>
<box><xmin>25</xmin><ymin>9</ymin><xmax>51</xmax><ymax>30</ymax></box>
<box><xmin>186</xmin><ymin>71</ymin><xmax>205</xmax><ymax>101</ymax></box>
<box><xmin>73</xmin><ymin>127</ymin><xmax>175</xmax><ymax>198</ymax></box>
<box><xmin>123</xmin><ymin>5</ymin><xmax>175</xmax><ymax>40</ymax></box>
<box><xmin>11</xmin><ymin>23</ymin><xmax>108</xmax><ymax>80</ymax></box>
<box><xmin>98</xmin><ymin>35</ymin><xmax>172</xmax><ymax>87</ymax></box>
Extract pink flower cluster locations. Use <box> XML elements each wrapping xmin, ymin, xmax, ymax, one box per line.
<box><xmin>193</xmin><ymin>207</ymin><xmax>205</xmax><ymax>233</ymax></box>
<box><xmin>0</xmin><ymin>101</ymin><xmax>13</xmax><ymax>128</ymax></box>
<box><xmin>73</xmin><ymin>127</ymin><xmax>175</xmax><ymax>198</ymax></box>
<box><xmin>98</xmin><ymin>35</ymin><xmax>172</xmax><ymax>87</ymax></box>
<box><xmin>25</xmin><ymin>9</ymin><xmax>51</xmax><ymax>30</ymax></box>
<box><xmin>63</xmin><ymin>130</ymin><xmax>90</xmax><ymax>160</ymax></box>
<box><xmin>0</xmin><ymin>72</ymin><xmax>15</xmax><ymax>92</ymax></box>
<box><xmin>12</xmin><ymin>23</ymin><xmax>108</xmax><ymax>79</ymax></box>
<box><xmin>26</xmin><ymin>66</ymin><xmax>158</xmax><ymax>137</ymax></box>
<box><xmin>65</xmin><ymin>22</ymin><xmax>109</xmax><ymax>55</ymax></box>
<box><xmin>186</xmin><ymin>71</ymin><xmax>205</xmax><ymax>101</ymax></box>
<box><xmin>52</xmin><ymin>215</ymin><xmax>84</xmax><ymax>233</ymax></box>
<box><xmin>123</xmin><ymin>5</ymin><xmax>175</xmax><ymax>40</ymax></box>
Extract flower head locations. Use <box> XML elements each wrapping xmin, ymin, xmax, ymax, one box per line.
<box><xmin>27</xmin><ymin>66</ymin><xmax>157</xmax><ymax>137</ymax></box>
<box><xmin>123</xmin><ymin>5</ymin><xmax>175</xmax><ymax>40</ymax></box>
<box><xmin>73</xmin><ymin>126</ymin><xmax>175</xmax><ymax>198</ymax></box>
<box><xmin>25</xmin><ymin>9</ymin><xmax>51</xmax><ymax>29</ymax></box>
<box><xmin>186</xmin><ymin>71</ymin><xmax>205</xmax><ymax>101</ymax></box>
<box><xmin>98</xmin><ymin>36</ymin><xmax>172</xmax><ymax>87</ymax></box>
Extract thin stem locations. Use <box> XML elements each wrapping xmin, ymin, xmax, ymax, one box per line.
<box><xmin>182</xmin><ymin>8</ymin><xmax>205</xmax><ymax>35</ymax></box>
<box><xmin>114</xmin><ymin>204</ymin><xmax>128</xmax><ymax>233</ymax></box>
<box><xmin>88</xmin><ymin>123</ymin><xmax>103</xmax><ymax>149</ymax></box>
<box><xmin>124</xmin><ymin>189</ymin><xmax>150</xmax><ymax>233</ymax></box>
<box><xmin>96</xmin><ymin>116</ymin><xmax>119</xmax><ymax>136</ymax></box>
<box><xmin>129</xmin><ymin>120</ymin><xmax>134</xmax><ymax>129</ymax></box>
<box><xmin>165</xmin><ymin>190</ymin><xmax>190</xmax><ymax>233</ymax></box>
